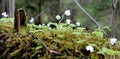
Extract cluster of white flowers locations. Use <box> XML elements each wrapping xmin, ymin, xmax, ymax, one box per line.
<box><xmin>55</xmin><ymin>10</ymin><xmax>71</xmax><ymax>24</ymax></box>
<box><xmin>29</xmin><ymin>18</ymin><xmax>34</xmax><ymax>23</ymax></box>
<box><xmin>56</xmin><ymin>15</ymin><xmax>61</xmax><ymax>20</ymax></box>
<box><xmin>1</xmin><ymin>12</ymin><xmax>8</xmax><ymax>18</ymax></box>
<box><xmin>64</xmin><ymin>10</ymin><xmax>71</xmax><ymax>16</ymax></box>
<box><xmin>66</xmin><ymin>19</ymin><xmax>71</xmax><ymax>24</ymax></box>
<box><xmin>76</xmin><ymin>22</ymin><xmax>80</xmax><ymax>26</ymax></box>
<box><xmin>110</xmin><ymin>38</ymin><xmax>117</xmax><ymax>45</ymax></box>
<box><xmin>86</xmin><ymin>46</ymin><xmax>94</xmax><ymax>52</ymax></box>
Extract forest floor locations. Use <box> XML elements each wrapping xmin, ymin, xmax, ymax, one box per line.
<box><xmin>0</xmin><ymin>18</ymin><xmax>120</xmax><ymax>59</ymax></box>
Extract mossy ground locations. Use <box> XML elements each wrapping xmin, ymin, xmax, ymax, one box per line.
<box><xmin>0</xmin><ymin>18</ymin><xmax>120</xmax><ymax>59</ymax></box>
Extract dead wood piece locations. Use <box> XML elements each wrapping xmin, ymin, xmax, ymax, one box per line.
<box><xmin>14</xmin><ymin>8</ymin><xmax>27</xmax><ymax>32</ymax></box>
<box><xmin>18</xmin><ymin>9</ymin><xmax>26</xmax><ymax>26</ymax></box>
<box><xmin>14</xmin><ymin>9</ymin><xmax>20</xmax><ymax>32</ymax></box>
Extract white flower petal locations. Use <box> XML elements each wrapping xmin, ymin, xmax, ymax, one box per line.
<box><xmin>110</xmin><ymin>38</ymin><xmax>117</xmax><ymax>45</ymax></box>
<box><xmin>66</xmin><ymin>19</ymin><xmax>71</xmax><ymax>24</ymax></box>
<box><xmin>30</xmin><ymin>18</ymin><xmax>34</xmax><ymax>23</ymax></box>
<box><xmin>38</xmin><ymin>24</ymin><xmax>41</xmax><ymax>27</ymax></box>
<box><xmin>42</xmin><ymin>23</ymin><xmax>45</xmax><ymax>26</ymax></box>
<box><xmin>76</xmin><ymin>22</ymin><xmax>80</xmax><ymax>26</ymax></box>
<box><xmin>47</xmin><ymin>23</ymin><xmax>50</xmax><ymax>27</ymax></box>
<box><xmin>1</xmin><ymin>12</ymin><xmax>8</xmax><ymax>17</ymax></box>
<box><xmin>56</xmin><ymin>15</ymin><xmax>61</xmax><ymax>20</ymax></box>
<box><xmin>86</xmin><ymin>46</ymin><xmax>94</xmax><ymax>52</ymax></box>
<box><xmin>64</xmin><ymin>10</ymin><xmax>71</xmax><ymax>16</ymax></box>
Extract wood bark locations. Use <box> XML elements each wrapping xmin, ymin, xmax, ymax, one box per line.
<box><xmin>14</xmin><ymin>9</ymin><xmax>27</xmax><ymax>32</ymax></box>
<box><xmin>111</xmin><ymin>0</ymin><xmax>118</xmax><ymax>38</ymax></box>
<box><xmin>14</xmin><ymin>9</ymin><xmax>20</xmax><ymax>32</ymax></box>
<box><xmin>8</xmin><ymin>0</ymin><xmax>15</xmax><ymax>17</ymax></box>
<box><xmin>19</xmin><ymin>9</ymin><xmax>26</xmax><ymax>26</ymax></box>
<box><xmin>0</xmin><ymin>0</ymin><xmax>5</xmax><ymax>18</ymax></box>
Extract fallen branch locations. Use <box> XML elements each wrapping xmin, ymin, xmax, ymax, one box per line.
<box><xmin>73</xmin><ymin>0</ymin><xmax>107</xmax><ymax>36</ymax></box>
<box><xmin>0</xmin><ymin>35</ymin><xmax>9</xmax><ymax>42</ymax></box>
<box><xmin>32</xmin><ymin>34</ymin><xmax>50</xmax><ymax>55</ymax></box>
<box><xmin>64</xmin><ymin>47</ymin><xmax>73</xmax><ymax>56</ymax></box>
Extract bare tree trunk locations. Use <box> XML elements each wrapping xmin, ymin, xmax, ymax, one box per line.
<box><xmin>0</xmin><ymin>0</ymin><xmax>5</xmax><ymax>18</ymax></box>
<box><xmin>111</xmin><ymin>0</ymin><xmax>118</xmax><ymax>38</ymax></box>
<box><xmin>8</xmin><ymin>0</ymin><xmax>15</xmax><ymax>17</ymax></box>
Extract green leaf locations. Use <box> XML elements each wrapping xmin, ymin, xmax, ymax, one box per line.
<box><xmin>36</xmin><ymin>45</ymin><xmax>43</xmax><ymax>50</ymax></box>
<box><xmin>57</xmin><ymin>35</ymin><xmax>64</xmax><ymax>38</ymax></box>
<box><xmin>92</xmin><ymin>30</ymin><xmax>103</xmax><ymax>38</ymax></box>
<box><xmin>98</xmin><ymin>47</ymin><xmax>120</xmax><ymax>56</ymax></box>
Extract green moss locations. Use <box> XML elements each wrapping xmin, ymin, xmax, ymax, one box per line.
<box><xmin>0</xmin><ymin>18</ymin><xmax>120</xmax><ymax>59</ymax></box>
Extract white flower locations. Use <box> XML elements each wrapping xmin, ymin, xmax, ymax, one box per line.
<box><xmin>38</xmin><ymin>24</ymin><xmax>41</xmax><ymax>27</ymax></box>
<box><xmin>66</xmin><ymin>19</ymin><xmax>71</xmax><ymax>24</ymax></box>
<box><xmin>86</xmin><ymin>46</ymin><xmax>94</xmax><ymax>52</ymax></box>
<box><xmin>1</xmin><ymin>12</ymin><xmax>8</xmax><ymax>17</ymax></box>
<box><xmin>64</xmin><ymin>10</ymin><xmax>71</xmax><ymax>16</ymax></box>
<box><xmin>56</xmin><ymin>15</ymin><xmax>61</xmax><ymax>20</ymax></box>
<box><xmin>42</xmin><ymin>23</ymin><xmax>45</xmax><ymax>26</ymax></box>
<box><xmin>47</xmin><ymin>23</ymin><xmax>50</xmax><ymax>27</ymax></box>
<box><xmin>110</xmin><ymin>38</ymin><xmax>117</xmax><ymax>45</ymax></box>
<box><xmin>30</xmin><ymin>18</ymin><xmax>34</xmax><ymax>23</ymax></box>
<box><xmin>76</xmin><ymin>22</ymin><xmax>80</xmax><ymax>26</ymax></box>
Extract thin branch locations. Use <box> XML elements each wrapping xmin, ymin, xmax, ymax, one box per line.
<box><xmin>32</xmin><ymin>35</ymin><xmax>50</xmax><ymax>55</ymax></box>
<box><xmin>0</xmin><ymin>35</ymin><xmax>9</xmax><ymax>42</ymax></box>
<box><xmin>58</xmin><ymin>14</ymin><xmax>65</xmax><ymax>24</ymax></box>
<box><xmin>73</xmin><ymin>0</ymin><xmax>107</xmax><ymax>36</ymax></box>
<box><xmin>114</xmin><ymin>0</ymin><xmax>118</xmax><ymax>8</ymax></box>
<box><xmin>64</xmin><ymin>47</ymin><xmax>73</xmax><ymax>56</ymax></box>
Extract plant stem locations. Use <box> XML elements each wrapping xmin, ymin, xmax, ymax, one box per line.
<box><xmin>58</xmin><ymin>14</ymin><xmax>65</xmax><ymax>24</ymax></box>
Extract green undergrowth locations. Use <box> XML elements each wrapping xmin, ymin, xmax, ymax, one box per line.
<box><xmin>0</xmin><ymin>18</ymin><xmax>120</xmax><ymax>59</ymax></box>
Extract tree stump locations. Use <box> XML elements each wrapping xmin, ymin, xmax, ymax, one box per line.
<box><xmin>19</xmin><ymin>9</ymin><xmax>26</xmax><ymax>26</ymax></box>
<box><xmin>14</xmin><ymin>9</ymin><xmax>20</xmax><ymax>32</ymax></box>
<box><xmin>14</xmin><ymin>8</ymin><xmax>26</xmax><ymax>32</ymax></box>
